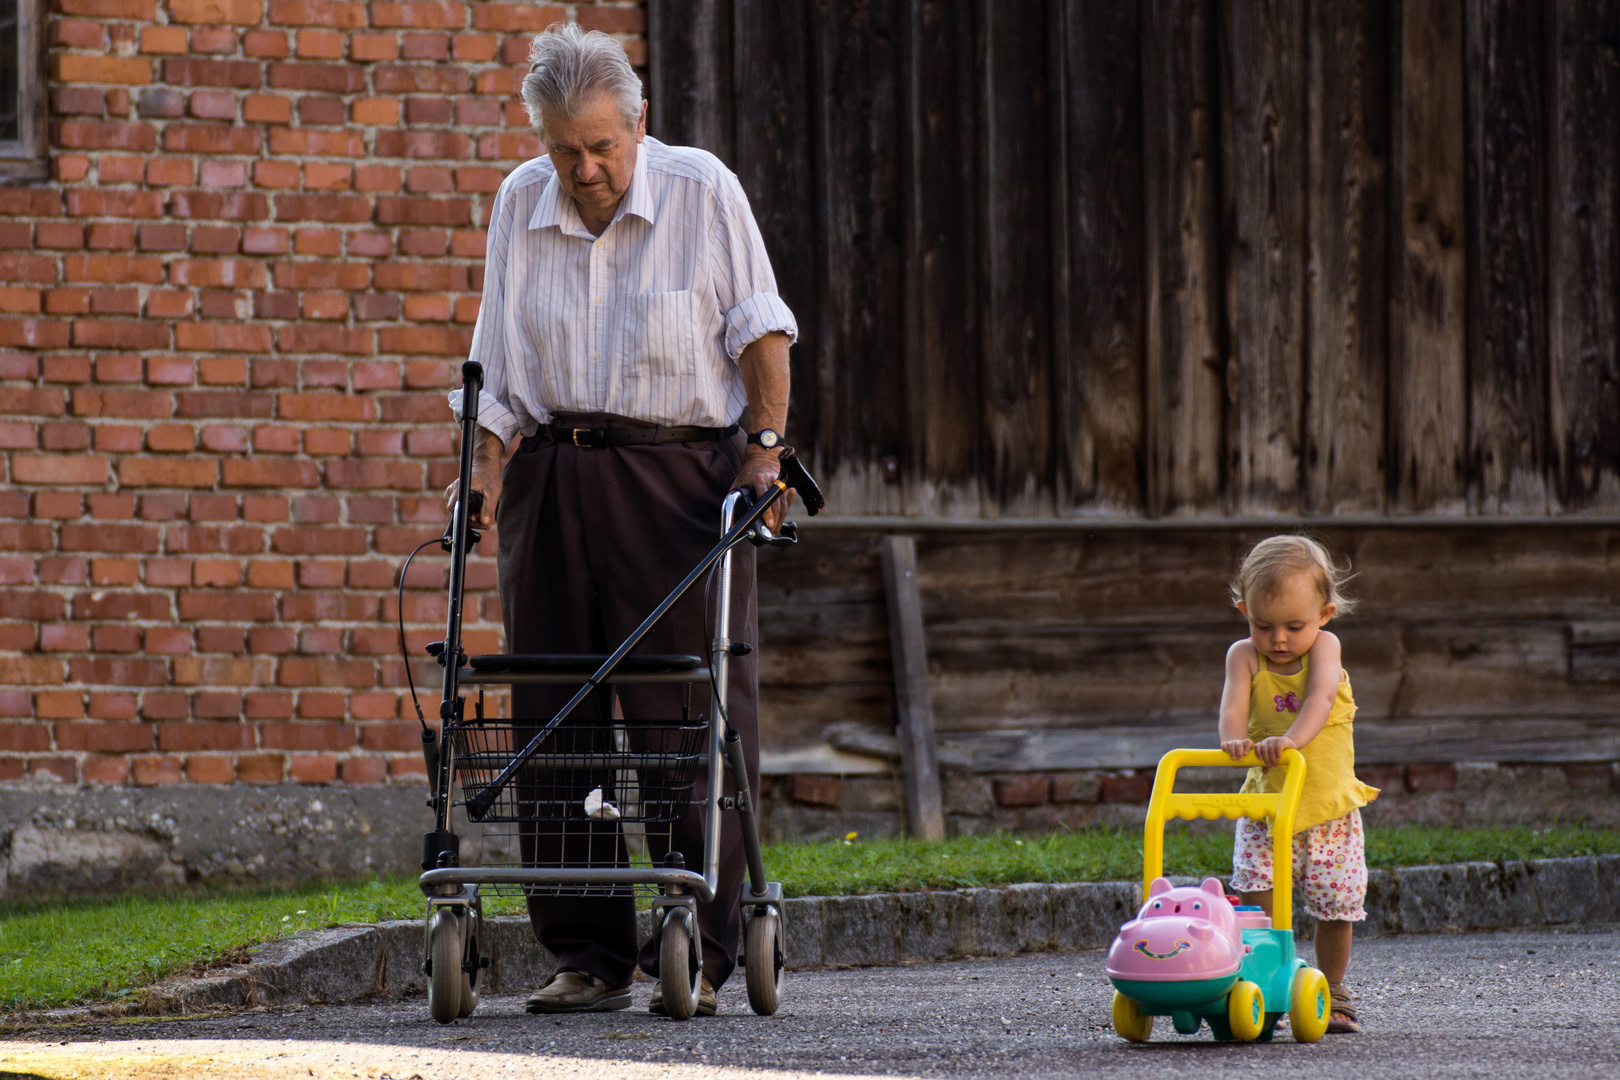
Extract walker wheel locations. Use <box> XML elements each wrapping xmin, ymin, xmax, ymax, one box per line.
<box><xmin>1227</xmin><ymin>980</ymin><xmax>1264</xmax><ymax>1041</ymax></box>
<box><xmin>426</xmin><ymin>907</ymin><xmax>463</xmax><ymax>1024</ymax></box>
<box><xmin>457</xmin><ymin>910</ymin><xmax>480</xmax><ymax>1018</ymax></box>
<box><xmin>1290</xmin><ymin>966</ymin><xmax>1331</xmax><ymax>1043</ymax></box>
<box><xmin>1111</xmin><ymin>991</ymin><xmax>1153</xmax><ymax>1043</ymax></box>
<box><xmin>743</xmin><ymin>906</ymin><xmax>785</xmax><ymax>1016</ymax></box>
<box><xmin>658</xmin><ymin>909</ymin><xmax>701</xmax><ymax>1021</ymax></box>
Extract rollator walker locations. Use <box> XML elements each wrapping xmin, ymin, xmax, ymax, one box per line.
<box><xmin>404</xmin><ymin>361</ymin><xmax>824</xmax><ymax>1023</ymax></box>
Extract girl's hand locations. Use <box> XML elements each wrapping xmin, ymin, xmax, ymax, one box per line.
<box><xmin>1255</xmin><ymin>735</ymin><xmax>1297</xmax><ymax>767</ymax></box>
<box><xmin>1221</xmin><ymin>738</ymin><xmax>1254</xmax><ymax>762</ymax></box>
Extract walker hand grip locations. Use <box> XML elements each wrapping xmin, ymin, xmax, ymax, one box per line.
<box><xmin>778</xmin><ymin>446</ymin><xmax>824</xmax><ymax>515</ymax></box>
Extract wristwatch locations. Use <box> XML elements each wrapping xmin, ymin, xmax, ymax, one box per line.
<box><xmin>746</xmin><ymin>428</ymin><xmax>781</xmax><ymax>449</ymax></box>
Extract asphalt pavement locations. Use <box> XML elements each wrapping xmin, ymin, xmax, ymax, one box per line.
<box><xmin>2</xmin><ymin>925</ymin><xmax>1616</xmax><ymax>1080</ymax></box>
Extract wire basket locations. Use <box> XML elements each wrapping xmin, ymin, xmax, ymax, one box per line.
<box><xmin>447</xmin><ymin>719</ymin><xmax>708</xmax><ymax>899</ymax></box>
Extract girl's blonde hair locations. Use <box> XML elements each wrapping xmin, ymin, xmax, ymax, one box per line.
<box><xmin>1230</xmin><ymin>535</ymin><xmax>1356</xmax><ymax>614</ymax></box>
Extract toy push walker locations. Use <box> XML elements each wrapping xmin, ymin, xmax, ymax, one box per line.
<box><xmin>1106</xmin><ymin>748</ymin><xmax>1331</xmax><ymax>1043</ymax></box>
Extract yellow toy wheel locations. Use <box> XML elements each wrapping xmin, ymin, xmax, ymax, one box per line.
<box><xmin>1112</xmin><ymin>991</ymin><xmax>1153</xmax><ymax>1043</ymax></box>
<box><xmin>1226</xmin><ymin>980</ymin><xmax>1264</xmax><ymax>1041</ymax></box>
<box><xmin>1290</xmin><ymin>967</ymin><xmax>1330</xmax><ymax>1043</ymax></box>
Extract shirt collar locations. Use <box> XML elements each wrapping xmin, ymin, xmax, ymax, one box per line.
<box><xmin>528</xmin><ymin>137</ymin><xmax>657</xmax><ymax>234</ymax></box>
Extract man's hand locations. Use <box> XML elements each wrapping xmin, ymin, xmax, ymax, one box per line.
<box><xmin>1221</xmin><ymin>737</ymin><xmax>1254</xmax><ymax>762</ymax></box>
<box><xmin>442</xmin><ymin>426</ymin><xmax>504</xmax><ymax>530</ymax></box>
<box><xmin>1254</xmin><ymin>735</ymin><xmax>1297</xmax><ymax>767</ymax></box>
<box><xmin>733</xmin><ymin>446</ymin><xmax>794</xmax><ymax>533</ymax></box>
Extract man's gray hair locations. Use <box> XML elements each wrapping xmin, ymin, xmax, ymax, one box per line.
<box><xmin>522</xmin><ymin>22</ymin><xmax>644</xmax><ymax>138</ymax></box>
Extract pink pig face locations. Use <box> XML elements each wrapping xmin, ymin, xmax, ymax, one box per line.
<box><xmin>1106</xmin><ymin>876</ymin><xmax>1243</xmax><ymax>983</ymax></box>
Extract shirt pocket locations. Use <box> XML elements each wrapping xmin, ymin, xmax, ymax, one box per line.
<box><xmin>619</xmin><ymin>290</ymin><xmax>698</xmax><ymax>388</ymax></box>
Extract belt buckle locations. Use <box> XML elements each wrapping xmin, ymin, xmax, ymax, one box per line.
<box><xmin>571</xmin><ymin>428</ymin><xmax>584</xmax><ymax>447</ymax></box>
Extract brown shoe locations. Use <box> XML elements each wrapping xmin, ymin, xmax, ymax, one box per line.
<box><xmin>524</xmin><ymin>970</ymin><xmax>632</xmax><ymax>1014</ymax></box>
<box><xmin>1326</xmin><ymin>983</ymin><xmax>1360</xmax><ymax>1033</ymax></box>
<box><xmin>648</xmin><ymin>974</ymin><xmax>716</xmax><ymax>1017</ymax></box>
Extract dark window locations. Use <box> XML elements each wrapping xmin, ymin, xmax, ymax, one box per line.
<box><xmin>0</xmin><ymin>0</ymin><xmax>45</xmax><ymax>181</ymax></box>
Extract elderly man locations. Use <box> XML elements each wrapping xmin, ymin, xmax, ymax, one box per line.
<box><xmin>445</xmin><ymin>24</ymin><xmax>795</xmax><ymax>1016</ymax></box>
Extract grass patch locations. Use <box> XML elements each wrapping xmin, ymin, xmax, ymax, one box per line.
<box><xmin>3</xmin><ymin>823</ymin><xmax>1615</xmax><ymax>1011</ymax></box>
<box><xmin>767</xmin><ymin>823</ymin><xmax>1620</xmax><ymax>897</ymax></box>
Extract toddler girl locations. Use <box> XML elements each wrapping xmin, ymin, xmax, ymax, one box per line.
<box><xmin>1218</xmin><ymin>535</ymin><xmax>1378</xmax><ymax>1034</ymax></box>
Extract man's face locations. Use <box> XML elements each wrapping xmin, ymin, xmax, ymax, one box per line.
<box><xmin>542</xmin><ymin>94</ymin><xmax>646</xmax><ymax>221</ymax></box>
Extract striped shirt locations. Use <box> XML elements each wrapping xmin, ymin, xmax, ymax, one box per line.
<box><xmin>449</xmin><ymin>136</ymin><xmax>799</xmax><ymax>440</ymax></box>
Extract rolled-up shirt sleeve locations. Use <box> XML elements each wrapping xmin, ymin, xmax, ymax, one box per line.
<box><xmin>710</xmin><ymin>171</ymin><xmax>798</xmax><ymax>360</ymax></box>
<box><xmin>449</xmin><ymin>174</ymin><xmax>525</xmax><ymax>443</ymax></box>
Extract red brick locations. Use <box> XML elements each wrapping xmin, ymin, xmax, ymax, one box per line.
<box><xmin>55</xmin><ymin>54</ymin><xmax>154</xmax><ymax>86</ymax></box>
<box><xmin>1405</xmin><ymin>763</ymin><xmax>1456</xmax><ymax>793</ymax></box>
<box><xmin>269</xmin><ymin>61</ymin><xmax>366</xmax><ymax>93</ymax></box>
<box><xmin>235</xmin><ymin>752</ymin><xmax>286</xmax><ymax>782</ymax></box>
<box><xmin>12</xmin><ymin>454</ymin><xmax>110</xmax><ymax>485</ymax></box>
<box><xmin>993</xmin><ymin>775</ymin><xmax>1049</xmax><ymax>807</ymax></box>
<box><xmin>188</xmin><ymin>89</ymin><xmax>238</xmax><ymax>120</ymax></box>
<box><xmin>296</xmin><ymin>27</ymin><xmax>346</xmax><ymax>58</ymax></box>
<box><xmin>351</xmin><ymin>34</ymin><xmax>399</xmax><ymax>61</ymax></box>
<box><xmin>578</xmin><ymin>5</ymin><xmax>645</xmax><ymax>33</ymax></box>
<box><xmin>260</xmin><ymin>720</ymin><xmax>354</xmax><ymax>750</ymax></box>
<box><xmin>175</xmin><ymin>322</ymin><xmax>274</xmax><ymax>352</ymax></box>
<box><xmin>272</xmin><ymin>192</ymin><xmax>372</xmax><ymax>222</ymax></box>
<box><xmin>31</xmin><ymin>758</ymin><xmax>79</xmax><ymax>783</ymax></box>
<box><xmin>83</xmin><ymin>755</ymin><xmax>131</xmax><ymax>784</ymax></box>
<box><xmin>170</xmin><ymin>0</ymin><xmax>261</xmax><ymax>23</ymax></box>
<box><xmin>339</xmin><ymin>755</ymin><xmax>388</xmax><ymax>783</ymax></box>
<box><xmin>1099</xmin><ymin>772</ymin><xmax>1153</xmax><ymax>803</ymax></box>
<box><xmin>298</xmin><ymin>691</ymin><xmax>346</xmax><ymax>718</ymax></box>
<box><xmin>57</xmin><ymin>722</ymin><xmax>154</xmax><ymax>752</ymax></box>
<box><xmin>268</xmin><ymin>0</ymin><xmax>365</xmax><ymax>27</ymax></box>
<box><xmin>164</xmin><ymin>57</ymin><xmax>262</xmax><ymax>88</ymax></box>
<box><xmin>274</xmin><ymin>260</ymin><xmax>370</xmax><ymax>289</ymax></box>
<box><xmin>56</xmin><ymin>119</ymin><xmax>157</xmax><ymax>152</ymax></box>
<box><xmin>132</xmin><ymin>755</ymin><xmax>183</xmax><ymax>785</ymax></box>
<box><xmin>471</xmin><ymin>2</ymin><xmax>564</xmax><ymax>31</ymax></box>
<box><xmin>451</xmin><ymin>32</ymin><xmax>496</xmax><ymax>61</ymax></box>
<box><xmin>351</xmin><ymin>98</ymin><xmax>399</xmax><ymax>126</ymax></box>
<box><xmin>141</xmin><ymin>24</ymin><xmax>189</xmax><ymax>52</ymax></box>
<box><xmin>35</xmin><ymin>690</ymin><xmax>83</xmax><ymax>718</ymax></box>
<box><xmin>786</xmin><ymin>774</ymin><xmax>843</xmax><ymax>808</ymax></box>
<box><xmin>290</xmin><ymin>753</ymin><xmax>338</xmax><ymax>782</ymax></box>
<box><xmin>33</xmin><ymin>492</ymin><xmax>83</xmax><ymax>519</ymax></box>
<box><xmin>165</xmin><ymin>123</ymin><xmax>262</xmax><ymax>154</ymax></box>
<box><xmin>158</xmin><ymin>720</ymin><xmax>253</xmax><ymax>751</ymax></box>
<box><xmin>270</xmin><ymin>128</ymin><xmax>365</xmax><ymax>156</ymax></box>
<box><xmin>376</xmin><ymin>64</ymin><xmax>468</xmax><ymax>94</ymax></box>
<box><xmin>146</xmin><ymin>157</ymin><xmax>197</xmax><ymax>186</ymax></box>
<box><xmin>185</xmin><ymin>755</ymin><xmax>236</xmax><ymax>783</ymax></box>
<box><xmin>0</xmin><ymin>722</ymin><xmax>52</xmax><ymax>753</ymax></box>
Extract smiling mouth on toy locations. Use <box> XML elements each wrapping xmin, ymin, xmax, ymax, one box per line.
<box><xmin>1133</xmin><ymin>939</ymin><xmax>1194</xmax><ymax>961</ymax></box>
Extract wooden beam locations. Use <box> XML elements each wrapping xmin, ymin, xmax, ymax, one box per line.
<box><xmin>1389</xmin><ymin>0</ymin><xmax>1468</xmax><ymax>514</ymax></box>
<box><xmin>880</xmin><ymin>535</ymin><xmax>946</xmax><ymax>839</ymax></box>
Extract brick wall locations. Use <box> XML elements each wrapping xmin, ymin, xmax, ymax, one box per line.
<box><xmin>0</xmin><ymin>0</ymin><xmax>646</xmax><ymax>787</ymax></box>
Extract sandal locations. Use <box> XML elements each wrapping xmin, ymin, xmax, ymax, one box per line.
<box><xmin>1327</xmin><ymin>983</ymin><xmax>1359</xmax><ymax>1034</ymax></box>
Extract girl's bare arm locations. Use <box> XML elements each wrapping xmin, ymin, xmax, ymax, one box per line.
<box><xmin>1218</xmin><ymin>640</ymin><xmax>1257</xmax><ymax>759</ymax></box>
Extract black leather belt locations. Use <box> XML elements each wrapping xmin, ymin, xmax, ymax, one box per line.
<box><xmin>542</xmin><ymin>421</ymin><xmax>740</xmax><ymax>448</ymax></box>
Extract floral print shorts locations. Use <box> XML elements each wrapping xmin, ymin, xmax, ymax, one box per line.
<box><xmin>1230</xmin><ymin>808</ymin><xmax>1368</xmax><ymax>922</ymax></box>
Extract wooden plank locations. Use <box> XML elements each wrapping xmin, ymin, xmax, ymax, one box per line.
<box><xmin>1465</xmin><ymin>0</ymin><xmax>1550</xmax><ymax>514</ymax></box>
<box><xmin>1547</xmin><ymin>0</ymin><xmax>1620</xmax><ymax>512</ymax></box>
<box><xmin>1055</xmin><ymin>0</ymin><xmax>1146</xmax><ymax>515</ymax></box>
<box><xmin>881</xmin><ymin>535</ymin><xmax>946</xmax><ymax>839</ymax></box>
<box><xmin>1388</xmin><ymin>0</ymin><xmax>1468</xmax><ymax>514</ymax></box>
<box><xmin>1141</xmin><ymin>0</ymin><xmax>1225</xmax><ymax>516</ymax></box>
<box><xmin>977</xmin><ymin>0</ymin><xmax>1055</xmax><ymax>514</ymax></box>
<box><xmin>941</xmin><ymin>717</ymin><xmax>1620</xmax><ymax>772</ymax></box>
<box><xmin>901</xmin><ymin>0</ymin><xmax>983</xmax><ymax>515</ymax></box>
<box><xmin>1303</xmin><ymin>0</ymin><xmax>1389</xmax><ymax>515</ymax></box>
<box><xmin>809</xmin><ymin>0</ymin><xmax>908</xmax><ymax>513</ymax></box>
<box><xmin>646</xmin><ymin>0</ymin><xmax>734</xmax><ymax>162</ymax></box>
<box><xmin>731</xmin><ymin>0</ymin><xmax>820</xmax><ymax>460</ymax></box>
<box><xmin>1220</xmin><ymin>0</ymin><xmax>1308</xmax><ymax>515</ymax></box>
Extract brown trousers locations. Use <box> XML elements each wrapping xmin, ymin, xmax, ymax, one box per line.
<box><xmin>494</xmin><ymin>414</ymin><xmax>759</xmax><ymax>990</ymax></box>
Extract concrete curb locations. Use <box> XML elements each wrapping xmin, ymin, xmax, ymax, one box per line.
<box><xmin>67</xmin><ymin>854</ymin><xmax>1620</xmax><ymax>1016</ymax></box>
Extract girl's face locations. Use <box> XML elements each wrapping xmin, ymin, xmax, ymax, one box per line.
<box><xmin>1237</xmin><ymin>572</ymin><xmax>1335</xmax><ymax>668</ymax></box>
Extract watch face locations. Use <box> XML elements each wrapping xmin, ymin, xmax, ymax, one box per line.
<box><xmin>756</xmin><ymin>429</ymin><xmax>780</xmax><ymax>449</ymax></box>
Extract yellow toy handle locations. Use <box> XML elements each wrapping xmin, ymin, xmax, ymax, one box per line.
<box><xmin>1141</xmin><ymin>748</ymin><xmax>1306</xmax><ymax>931</ymax></box>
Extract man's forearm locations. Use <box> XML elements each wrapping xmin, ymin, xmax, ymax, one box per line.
<box><xmin>473</xmin><ymin>424</ymin><xmax>505</xmax><ymax>473</ymax></box>
<box><xmin>738</xmin><ymin>331</ymin><xmax>791</xmax><ymax>436</ymax></box>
